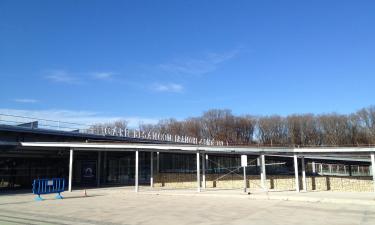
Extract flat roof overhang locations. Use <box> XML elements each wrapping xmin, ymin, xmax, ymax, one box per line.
<box><xmin>19</xmin><ymin>142</ymin><xmax>375</xmax><ymax>157</ymax></box>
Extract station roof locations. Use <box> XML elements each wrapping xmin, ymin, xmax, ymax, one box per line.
<box><xmin>19</xmin><ymin>142</ymin><xmax>375</xmax><ymax>158</ymax></box>
<box><xmin>0</xmin><ymin>124</ymin><xmax>177</xmax><ymax>144</ymax></box>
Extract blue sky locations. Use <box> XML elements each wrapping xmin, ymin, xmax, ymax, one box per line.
<box><xmin>1</xmin><ymin>0</ymin><xmax>375</xmax><ymax>127</ymax></box>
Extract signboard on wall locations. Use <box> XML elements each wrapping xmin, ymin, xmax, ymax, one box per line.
<box><xmin>81</xmin><ymin>161</ymin><xmax>97</xmax><ymax>184</ymax></box>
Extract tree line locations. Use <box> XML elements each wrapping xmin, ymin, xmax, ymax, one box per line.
<box><xmin>92</xmin><ymin>106</ymin><xmax>375</xmax><ymax>147</ymax></box>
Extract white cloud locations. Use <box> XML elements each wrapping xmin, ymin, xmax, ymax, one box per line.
<box><xmin>13</xmin><ymin>98</ymin><xmax>39</xmax><ymax>103</ymax></box>
<box><xmin>158</xmin><ymin>49</ymin><xmax>239</xmax><ymax>76</ymax></box>
<box><xmin>92</xmin><ymin>72</ymin><xmax>114</xmax><ymax>80</ymax></box>
<box><xmin>152</xmin><ymin>83</ymin><xmax>184</xmax><ymax>93</ymax></box>
<box><xmin>44</xmin><ymin>70</ymin><xmax>118</xmax><ymax>84</ymax></box>
<box><xmin>0</xmin><ymin>108</ymin><xmax>159</xmax><ymax>129</ymax></box>
<box><xmin>121</xmin><ymin>117</ymin><xmax>159</xmax><ymax>128</ymax></box>
<box><xmin>44</xmin><ymin>70</ymin><xmax>80</xmax><ymax>84</ymax></box>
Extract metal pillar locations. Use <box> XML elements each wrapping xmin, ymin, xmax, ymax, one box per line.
<box><xmin>202</xmin><ymin>153</ymin><xmax>206</xmax><ymax>189</ymax></box>
<box><xmin>156</xmin><ymin>152</ymin><xmax>160</xmax><ymax>173</ymax></box>
<box><xmin>260</xmin><ymin>154</ymin><xmax>267</xmax><ymax>190</ymax></box>
<box><xmin>371</xmin><ymin>153</ymin><xmax>375</xmax><ymax>192</ymax></box>
<box><xmin>243</xmin><ymin>166</ymin><xmax>247</xmax><ymax>193</ymax></box>
<box><xmin>301</xmin><ymin>157</ymin><xmax>307</xmax><ymax>192</ymax></box>
<box><xmin>135</xmin><ymin>150</ymin><xmax>139</xmax><ymax>192</ymax></box>
<box><xmin>205</xmin><ymin>154</ymin><xmax>209</xmax><ymax>186</ymax></box>
<box><xmin>312</xmin><ymin>161</ymin><xmax>316</xmax><ymax>174</ymax></box>
<box><xmin>150</xmin><ymin>152</ymin><xmax>154</xmax><ymax>188</ymax></box>
<box><xmin>320</xmin><ymin>164</ymin><xmax>323</xmax><ymax>174</ymax></box>
<box><xmin>68</xmin><ymin>148</ymin><xmax>74</xmax><ymax>192</ymax></box>
<box><xmin>97</xmin><ymin>151</ymin><xmax>101</xmax><ymax>187</ymax></box>
<box><xmin>293</xmin><ymin>154</ymin><xmax>300</xmax><ymax>192</ymax></box>
<box><xmin>196</xmin><ymin>152</ymin><xmax>201</xmax><ymax>192</ymax></box>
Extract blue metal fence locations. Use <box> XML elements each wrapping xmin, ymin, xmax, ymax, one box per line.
<box><xmin>32</xmin><ymin>178</ymin><xmax>65</xmax><ymax>201</ymax></box>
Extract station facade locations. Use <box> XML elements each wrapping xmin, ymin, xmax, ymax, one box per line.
<box><xmin>1</xmin><ymin>124</ymin><xmax>375</xmax><ymax>193</ymax></box>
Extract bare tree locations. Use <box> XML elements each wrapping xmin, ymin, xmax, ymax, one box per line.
<box><xmin>91</xmin><ymin>105</ymin><xmax>375</xmax><ymax>147</ymax></box>
<box><xmin>318</xmin><ymin>114</ymin><xmax>351</xmax><ymax>146</ymax></box>
<box><xmin>257</xmin><ymin>116</ymin><xmax>288</xmax><ymax>146</ymax></box>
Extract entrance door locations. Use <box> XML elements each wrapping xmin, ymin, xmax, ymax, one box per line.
<box><xmin>106</xmin><ymin>154</ymin><xmax>134</xmax><ymax>185</ymax></box>
<box><xmin>81</xmin><ymin>160</ymin><xmax>97</xmax><ymax>185</ymax></box>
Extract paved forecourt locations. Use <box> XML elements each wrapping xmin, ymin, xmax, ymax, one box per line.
<box><xmin>1</xmin><ymin>187</ymin><xmax>375</xmax><ymax>225</ymax></box>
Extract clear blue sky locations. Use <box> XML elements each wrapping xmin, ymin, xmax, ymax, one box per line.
<box><xmin>1</xmin><ymin>0</ymin><xmax>375</xmax><ymax>126</ymax></box>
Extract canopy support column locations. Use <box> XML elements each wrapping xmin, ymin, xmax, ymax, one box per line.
<box><xmin>294</xmin><ymin>154</ymin><xmax>300</xmax><ymax>192</ymax></box>
<box><xmin>68</xmin><ymin>148</ymin><xmax>74</xmax><ymax>192</ymax></box>
<box><xmin>157</xmin><ymin>152</ymin><xmax>160</xmax><ymax>173</ymax></box>
<box><xmin>301</xmin><ymin>157</ymin><xmax>307</xmax><ymax>192</ymax></box>
<box><xmin>243</xmin><ymin>165</ymin><xmax>247</xmax><ymax>193</ymax></box>
<box><xmin>260</xmin><ymin>154</ymin><xmax>267</xmax><ymax>191</ymax></box>
<box><xmin>196</xmin><ymin>152</ymin><xmax>201</xmax><ymax>192</ymax></box>
<box><xmin>150</xmin><ymin>152</ymin><xmax>154</xmax><ymax>188</ymax></box>
<box><xmin>371</xmin><ymin>152</ymin><xmax>375</xmax><ymax>193</ymax></box>
<box><xmin>202</xmin><ymin>153</ymin><xmax>206</xmax><ymax>189</ymax></box>
<box><xmin>135</xmin><ymin>150</ymin><xmax>139</xmax><ymax>192</ymax></box>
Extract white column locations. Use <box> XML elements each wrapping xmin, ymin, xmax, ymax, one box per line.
<box><xmin>68</xmin><ymin>148</ymin><xmax>74</xmax><ymax>192</ymax></box>
<box><xmin>97</xmin><ymin>151</ymin><xmax>101</xmax><ymax>187</ymax></box>
<box><xmin>206</xmin><ymin>154</ymin><xmax>209</xmax><ymax>186</ymax></box>
<box><xmin>150</xmin><ymin>152</ymin><xmax>154</xmax><ymax>188</ymax></box>
<box><xmin>135</xmin><ymin>150</ymin><xmax>139</xmax><ymax>192</ymax></box>
<box><xmin>371</xmin><ymin>152</ymin><xmax>375</xmax><ymax>193</ymax></box>
<box><xmin>320</xmin><ymin>164</ymin><xmax>323</xmax><ymax>174</ymax></box>
<box><xmin>196</xmin><ymin>152</ymin><xmax>201</xmax><ymax>192</ymax></box>
<box><xmin>202</xmin><ymin>153</ymin><xmax>206</xmax><ymax>189</ymax></box>
<box><xmin>156</xmin><ymin>152</ymin><xmax>160</xmax><ymax>173</ymax></box>
<box><xmin>260</xmin><ymin>154</ymin><xmax>267</xmax><ymax>190</ymax></box>
<box><xmin>243</xmin><ymin>166</ymin><xmax>247</xmax><ymax>193</ymax></box>
<box><xmin>301</xmin><ymin>157</ymin><xmax>307</xmax><ymax>192</ymax></box>
<box><xmin>294</xmin><ymin>154</ymin><xmax>300</xmax><ymax>192</ymax></box>
<box><xmin>312</xmin><ymin>161</ymin><xmax>316</xmax><ymax>174</ymax></box>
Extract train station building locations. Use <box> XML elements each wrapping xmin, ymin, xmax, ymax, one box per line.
<box><xmin>1</xmin><ymin>117</ymin><xmax>375</xmax><ymax>194</ymax></box>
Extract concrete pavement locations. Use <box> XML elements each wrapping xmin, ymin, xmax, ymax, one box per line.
<box><xmin>0</xmin><ymin>187</ymin><xmax>374</xmax><ymax>225</ymax></box>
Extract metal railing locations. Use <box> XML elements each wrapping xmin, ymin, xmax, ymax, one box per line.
<box><xmin>309</xmin><ymin>162</ymin><xmax>372</xmax><ymax>176</ymax></box>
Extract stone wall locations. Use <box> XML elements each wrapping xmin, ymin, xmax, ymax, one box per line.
<box><xmin>154</xmin><ymin>173</ymin><xmax>374</xmax><ymax>192</ymax></box>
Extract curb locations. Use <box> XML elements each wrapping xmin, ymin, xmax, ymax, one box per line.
<box><xmin>139</xmin><ymin>191</ymin><xmax>375</xmax><ymax>206</ymax></box>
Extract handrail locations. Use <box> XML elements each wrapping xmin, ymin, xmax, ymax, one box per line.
<box><xmin>0</xmin><ymin>113</ymin><xmax>89</xmax><ymax>126</ymax></box>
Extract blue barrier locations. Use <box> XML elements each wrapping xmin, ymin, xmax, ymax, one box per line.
<box><xmin>32</xmin><ymin>178</ymin><xmax>65</xmax><ymax>201</ymax></box>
